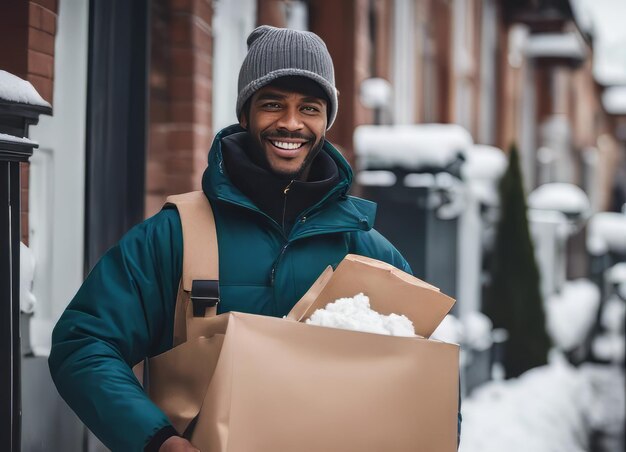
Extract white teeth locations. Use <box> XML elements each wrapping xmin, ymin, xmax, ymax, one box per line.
<box><xmin>271</xmin><ymin>141</ymin><xmax>304</xmax><ymax>150</ymax></box>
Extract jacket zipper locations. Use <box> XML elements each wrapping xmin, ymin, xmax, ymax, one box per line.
<box><xmin>273</xmin><ymin>179</ymin><xmax>294</xmax><ymax>291</ymax></box>
<box><xmin>281</xmin><ymin>179</ymin><xmax>295</xmax><ymax>234</ymax></box>
<box><xmin>270</xmin><ymin>243</ymin><xmax>289</xmax><ymax>286</ymax></box>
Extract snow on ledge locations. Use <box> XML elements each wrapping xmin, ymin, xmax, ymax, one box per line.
<box><xmin>528</xmin><ymin>183</ymin><xmax>590</xmax><ymax>216</ymax></box>
<box><xmin>462</xmin><ymin>145</ymin><xmax>507</xmax><ymax>181</ymax></box>
<box><xmin>0</xmin><ymin>132</ymin><xmax>37</xmax><ymax>146</ymax></box>
<box><xmin>354</xmin><ymin>124</ymin><xmax>473</xmax><ymax>169</ymax></box>
<box><xmin>0</xmin><ymin>70</ymin><xmax>51</xmax><ymax>107</ymax></box>
<box><xmin>525</xmin><ymin>32</ymin><xmax>587</xmax><ymax>61</ymax></box>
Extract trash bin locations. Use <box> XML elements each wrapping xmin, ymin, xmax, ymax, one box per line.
<box><xmin>354</xmin><ymin>124</ymin><xmax>474</xmax><ymax>302</ymax></box>
<box><xmin>359</xmin><ymin>169</ymin><xmax>463</xmax><ymax>299</ymax></box>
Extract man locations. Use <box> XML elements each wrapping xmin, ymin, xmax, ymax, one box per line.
<box><xmin>49</xmin><ymin>26</ymin><xmax>448</xmax><ymax>452</ymax></box>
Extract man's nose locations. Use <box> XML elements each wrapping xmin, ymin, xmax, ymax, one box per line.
<box><xmin>276</xmin><ymin>107</ymin><xmax>303</xmax><ymax>130</ymax></box>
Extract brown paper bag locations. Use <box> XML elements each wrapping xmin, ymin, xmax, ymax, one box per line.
<box><xmin>149</xmin><ymin>254</ymin><xmax>459</xmax><ymax>452</ymax></box>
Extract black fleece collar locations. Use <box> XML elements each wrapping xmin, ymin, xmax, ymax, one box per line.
<box><xmin>221</xmin><ymin>132</ymin><xmax>340</xmax><ymax>235</ymax></box>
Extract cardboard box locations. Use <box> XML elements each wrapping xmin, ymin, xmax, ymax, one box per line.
<box><xmin>149</xmin><ymin>254</ymin><xmax>459</xmax><ymax>452</ymax></box>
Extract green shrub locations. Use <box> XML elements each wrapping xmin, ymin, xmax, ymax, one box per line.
<box><xmin>483</xmin><ymin>144</ymin><xmax>551</xmax><ymax>378</ymax></box>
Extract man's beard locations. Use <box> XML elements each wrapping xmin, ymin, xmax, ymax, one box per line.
<box><xmin>251</xmin><ymin>130</ymin><xmax>325</xmax><ymax>181</ymax></box>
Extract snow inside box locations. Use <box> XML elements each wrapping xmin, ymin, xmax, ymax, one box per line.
<box><xmin>306</xmin><ymin>293</ymin><xmax>417</xmax><ymax>337</ymax></box>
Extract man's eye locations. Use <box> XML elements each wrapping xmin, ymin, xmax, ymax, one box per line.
<box><xmin>302</xmin><ymin>106</ymin><xmax>320</xmax><ymax>113</ymax></box>
<box><xmin>262</xmin><ymin>102</ymin><xmax>281</xmax><ymax>109</ymax></box>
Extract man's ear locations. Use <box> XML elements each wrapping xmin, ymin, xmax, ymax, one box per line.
<box><xmin>239</xmin><ymin>98</ymin><xmax>252</xmax><ymax>129</ymax></box>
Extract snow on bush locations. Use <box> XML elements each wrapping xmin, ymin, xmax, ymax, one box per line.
<box><xmin>545</xmin><ymin>279</ymin><xmax>600</xmax><ymax>351</ymax></box>
<box><xmin>305</xmin><ymin>293</ymin><xmax>415</xmax><ymax>337</ymax></box>
<box><xmin>459</xmin><ymin>356</ymin><xmax>593</xmax><ymax>452</ymax></box>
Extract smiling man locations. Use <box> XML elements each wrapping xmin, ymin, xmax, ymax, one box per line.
<box><xmin>48</xmin><ymin>26</ymin><xmax>427</xmax><ymax>452</ymax></box>
<box><xmin>241</xmin><ymin>78</ymin><xmax>327</xmax><ymax>178</ymax></box>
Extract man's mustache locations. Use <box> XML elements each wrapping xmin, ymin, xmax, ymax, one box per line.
<box><xmin>261</xmin><ymin>130</ymin><xmax>315</xmax><ymax>141</ymax></box>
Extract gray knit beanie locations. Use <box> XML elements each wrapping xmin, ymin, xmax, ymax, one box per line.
<box><xmin>237</xmin><ymin>25</ymin><xmax>338</xmax><ymax>129</ymax></box>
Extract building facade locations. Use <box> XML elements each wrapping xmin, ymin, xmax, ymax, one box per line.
<box><xmin>2</xmin><ymin>0</ymin><xmax>626</xmax><ymax>448</ymax></box>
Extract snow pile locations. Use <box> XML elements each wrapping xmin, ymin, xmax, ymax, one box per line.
<box><xmin>431</xmin><ymin>314</ymin><xmax>463</xmax><ymax>344</ymax></box>
<box><xmin>462</xmin><ymin>145</ymin><xmax>507</xmax><ymax>206</ymax></box>
<box><xmin>430</xmin><ymin>312</ymin><xmax>493</xmax><ymax>349</ymax></box>
<box><xmin>602</xmin><ymin>86</ymin><xmax>626</xmax><ymax>115</ymax></box>
<box><xmin>20</xmin><ymin>242</ymin><xmax>36</xmax><ymax>314</ymax></box>
<box><xmin>605</xmin><ymin>262</ymin><xmax>626</xmax><ymax>285</ymax></box>
<box><xmin>592</xmin><ymin>333</ymin><xmax>625</xmax><ymax>362</ymax></box>
<box><xmin>459</xmin><ymin>359</ymin><xmax>593</xmax><ymax>452</ymax></box>
<box><xmin>593</xmin><ymin>294</ymin><xmax>625</xmax><ymax>363</ymax></box>
<box><xmin>356</xmin><ymin>170</ymin><xmax>397</xmax><ymax>187</ymax></box>
<box><xmin>462</xmin><ymin>145</ymin><xmax>507</xmax><ymax>181</ymax></box>
<box><xmin>0</xmin><ymin>133</ymin><xmax>37</xmax><ymax>146</ymax></box>
<box><xmin>586</xmin><ymin>212</ymin><xmax>626</xmax><ymax>255</ymax></box>
<box><xmin>600</xmin><ymin>295</ymin><xmax>626</xmax><ymax>333</ymax></box>
<box><xmin>528</xmin><ymin>183</ymin><xmax>591</xmax><ymax>216</ymax></box>
<box><xmin>580</xmin><ymin>364</ymin><xmax>626</xmax><ymax>437</ymax></box>
<box><xmin>545</xmin><ymin>279</ymin><xmax>600</xmax><ymax>351</ymax></box>
<box><xmin>359</xmin><ymin>77</ymin><xmax>392</xmax><ymax>109</ymax></box>
<box><xmin>306</xmin><ymin>293</ymin><xmax>415</xmax><ymax>337</ymax></box>
<box><xmin>525</xmin><ymin>32</ymin><xmax>587</xmax><ymax>60</ymax></box>
<box><xmin>0</xmin><ymin>70</ymin><xmax>51</xmax><ymax>107</ymax></box>
<box><xmin>353</xmin><ymin>124</ymin><xmax>472</xmax><ymax>169</ymax></box>
<box><xmin>462</xmin><ymin>312</ymin><xmax>493</xmax><ymax>351</ymax></box>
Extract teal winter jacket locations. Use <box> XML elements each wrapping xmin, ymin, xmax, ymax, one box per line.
<box><xmin>49</xmin><ymin>125</ymin><xmax>412</xmax><ymax>451</ymax></box>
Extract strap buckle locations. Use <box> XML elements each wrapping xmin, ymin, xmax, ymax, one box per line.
<box><xmin>190</xmin><ymin>280</ymin><xmax>220</xmax><ymax>317</ymax></box>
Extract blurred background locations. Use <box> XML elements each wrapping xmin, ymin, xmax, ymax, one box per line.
<box><xmin>0</xmin><ymin>0</ymin><xmax>625</xmax><ymax>451</ymax></box>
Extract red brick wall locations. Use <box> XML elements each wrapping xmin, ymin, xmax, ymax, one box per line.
<box><xmin>0</xmin><ymin>0</ymin><xmax>59</xmax><ymax>104</ymax></box>
<box><xmin>145</xmin><ymin>0</ymin><xmax>214</xmax><ymax>218</ymax></box>
<box><xmin>431</xmin><ymin>0</ymin><xmax>453</xmax><ymax>124</ymax></box>
<box><xmin>309</xmin><ymin>0</ymin><xmax>373</xmax><ymax>167</ymax></box>
<box><xmin>27</xmin><ymin>0</ymin><xmax>57</xmax><ymax>103</ymax></box>
<box><xmin>0</xmin><ymin>0</ymin><xmax>58</xmax><ymax>245</ymax></box>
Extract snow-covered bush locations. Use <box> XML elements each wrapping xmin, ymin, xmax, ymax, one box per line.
<box><xmin>545</xmin><ymin>278</ymin><xmax>600</xmax><ymax>351</ymax></box>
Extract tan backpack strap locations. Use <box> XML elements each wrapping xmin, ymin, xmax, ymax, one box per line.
<box><xmin>166</xmin><ymin>191</ymin><xmax>219</xmax><ymax>345</ymax></box>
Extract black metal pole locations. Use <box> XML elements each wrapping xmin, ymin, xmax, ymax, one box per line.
<box><xmin>10</xmin><ymin>161</ymin><xmax>21</xmax><ymax>451</ymax></box>
<box><xmin>0</xmin><ymin>160</ymin><xmax>13</xmax><ymax>450</ymax></box>
<box><xmin>0</xmin><ymin>159</ymin><xmax>20</xmax><ymax>451</ymax></box>
<box><xmin>0</xmin><ymin>94</ymin><xmax>50</xmax><ymax>452</ymax></box>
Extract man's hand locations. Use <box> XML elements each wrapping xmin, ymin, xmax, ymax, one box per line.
<box><xmin>159</xmin><ymin>436</ymin><xmax>200</xmax><ymax>452</ymax></box>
